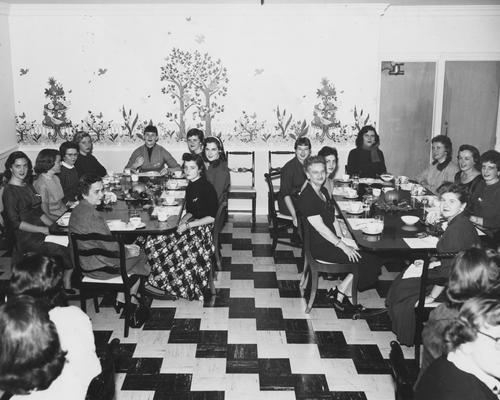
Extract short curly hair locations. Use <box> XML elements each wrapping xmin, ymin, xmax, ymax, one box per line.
<box><xmin>480</xmin><ymin>149</ymin><xmax>500</xmax><ymax>170</ymax></box>
<box><xmin>0</xmin><ymin>295</ymin><xmax>67</xmax><ymax>394</ymax></box>
<box><xmin>303</xmin><ymin>155</ymin><xmax>326</xmax><ymax>173</ymax></box>
<box><xmin>9</xmin><ymin>253</ymin><xmax>66</xmax><ymax>309</ymax></box>
<box><xmin>437</xmin><ymin>182</ymin><xmax>469</xmax><ymax>205</ymax></box>
<box><xmin>78</xmin><ymin>173</ymin><xmax>102</xmax><ymax>199</ymax></box>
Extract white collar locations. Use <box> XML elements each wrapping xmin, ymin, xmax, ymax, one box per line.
<box><xmin>62</xmin><ymin>161</ymin><xmax>74</xmax><ymax>169</ymax></box>
<box><xmin>448</xmin><ymin>349</ymin><xmax>500</xmax><ymax>395</ymax></box>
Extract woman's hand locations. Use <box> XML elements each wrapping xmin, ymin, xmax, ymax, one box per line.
<box><xmin>125</xmin><ymin>244</ymin><xmax>140</xmax><ymax>257</ymax></box>
<box><xmin>338</xmin><ymin>241</ymin><xmax>361</xmax><ymax>262</ymax></box>
<box><xmin>132</xmin><ymin>156</ymin><xmax>144</xmax><ymax>170</ymax></box>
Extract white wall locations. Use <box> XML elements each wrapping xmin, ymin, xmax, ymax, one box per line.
<box><xmin>0</xmin><ymin>2</ymin><xmax>17</xmax><ymax>171</ymax></box>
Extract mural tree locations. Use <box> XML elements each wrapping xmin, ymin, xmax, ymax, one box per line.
<box><xmin>311</xmin><ymin>78</ymin><xmax>341</xmax><ymax>142</ymax></box>
<box><xmin>160</xmin><ymin>48</ymin><xmax>197</xmax><ymax>139</ymax></box>
<box><xmin>42</xmin><ymin>77</ymin><xmax>72</xmax><ymax>142</ymax></box>
<box><xmin>191</xmin><ymin>51</ymin><xmax>228</xmax><ymax>137</ymax></box>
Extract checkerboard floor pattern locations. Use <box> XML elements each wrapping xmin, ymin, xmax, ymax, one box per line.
<box><xmin>0</xmin><ymin>216</ymin><xmax>418</xmax><ymax>400</ymax></box>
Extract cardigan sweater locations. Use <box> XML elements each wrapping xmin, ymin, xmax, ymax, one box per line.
<box><xmin>125</xmin><ymin>144</ymin><xmax>180</xmax><ymax>172</ymax></box>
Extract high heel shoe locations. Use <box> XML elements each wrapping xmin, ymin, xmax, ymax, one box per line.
<box><xmin>328</xmin><ymin>287</ymin><xmax>365</xmax><ymax>312</ymax></box>
<box><xmin>114</xmin><ymin>301</ymin><xmax>125</xmax><ymax>314</ymax></box>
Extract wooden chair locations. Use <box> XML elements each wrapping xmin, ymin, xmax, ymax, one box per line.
<box><xmin>389</xmin><ymin>341</ymin><xmax>415</xmax><ymax>400</ymax></box>
<box><xmin>86</xmin><ymin>338</ymin><xmax>121</xmax><ymax>400</ymax></box>
<box><xmin>300</xmin><ymin>218</ymin><xmax>360</xmax><ymax>313</ymax></box>
<box><xmin>213</xmin><ymin>201</ymin><xmax>228</xmax><ymax>272</ymax></box>
<box><xmin>264</xmin><ymin>171</ymin><xmax>298</xmax><ymax>252</ymax></box>
<box><xmin>70</xmin><ymin>232</ymin><xmax>142</xmax><ymax>338</ymax></box>
<box><xmin>226</xmin><ymin>151</ymin><xmax>256</xmax><ymax>227</ymax></box>
<box><xmin>268</xmin><ymin>150</ymin><xmax>295</xmax><ymax>174</ymax></box>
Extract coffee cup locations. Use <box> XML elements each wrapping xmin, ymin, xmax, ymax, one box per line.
<box><xmin>157</xmin><ymin>208</ymin><xmax>168</xmax><ymax>222</ymax></box>
<box><xmin>372</xmin><ymin>188</ymin><xmax>381</xmax><ymax>197</ymax></box>
<box><xmin>129</xmin><ymin>217</ymin><xmax>142</xmax><ymax>227</ymax></box>
<box><xmin>131</xmin><ymin>174</ymin><xmax>139</xmax><ymax>182</ymax></box>
<box><xmin>342</xmin><ymin>174</ymin><xmax>350</xmax><ymax>181</ymax></box>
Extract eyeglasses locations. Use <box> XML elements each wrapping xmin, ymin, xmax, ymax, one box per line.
<box><xmin>477</xmin><ymin>330</ymin><xmax>500</xmax><ymax>350</ymax></box>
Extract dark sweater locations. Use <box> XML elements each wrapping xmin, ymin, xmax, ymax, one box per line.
<box><xmin>278</xmin><ymin>157</ymin><xmax>306</xmax><ymax>214</ymax></box>
<box><xmin>415</xmin><ymin>357</ymin><xmax>498</xmax><ymax>400</ymax></box>
<box><xmin>469</xmin><ymin>180</ymin><xmax>500</xmax><ymax>229</ymax></box>
<box><xmin>346</xmin><ymin>147</ymin><xmax>386</xmax><ymax>178</ymax></box>
<box><xmin>59</xmin><ymin>165</ymin><xmax>79</xmax><ymax>203</ymax></box>
<box><xmin>185</xmin><ymin>176</ymin><xmax>218</xmax><ymax>219</ymax></box>
<box><xmin>75</xmin><ymin>153</ymin><xmax>107</xmax><ymax>178</ymax></box>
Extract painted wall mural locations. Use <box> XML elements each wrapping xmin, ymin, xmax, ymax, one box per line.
<box><xmin>11</xmin><ymin>7</ymin><xmax>380</xmax><ymax>147</ymax></box>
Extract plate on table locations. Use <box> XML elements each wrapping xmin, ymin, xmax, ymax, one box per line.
<box><xmin>131</xmin><ymin>222</ymin><xmax>146</xmax><ymax>229</ymax></box>
<box><xmin>346</xmin><ymin>209</ymin><xmax>364</xmax><ymax>215</ymax></box>
<box><xmin>338</xmin><ymin>178</ymin><xmax>351</xmax><ymax>184</ymax></box>
<box><xmin>344</xmin><ymin>194</ymin><xmax>359</xmax><ymax>200</ymax></box>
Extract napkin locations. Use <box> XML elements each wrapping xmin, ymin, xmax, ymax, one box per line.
<box><xmin>45</xmin><ymin>235</ymin><xmax>69</xmax><ymax>247</ymax></box>
<box><xmin>403</xmin><ymin>236</ymin><xmax>439</xmax><ymax>249</ymax></box>
<box><xmin>152</xmin><ymin>205</ymin><xmax>182</xmax><ymax>217</ymax></box>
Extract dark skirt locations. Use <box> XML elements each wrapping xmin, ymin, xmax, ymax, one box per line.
<box><xmin>84</xmin><ymin>253</ymin><xmax>150</xmax><ymax>280</ymax></box>
<box><xmin>16</xmin><ymin>231</ymin><xmax>73</xmax><ymax>270</ymax></box>
<box><xmin>143</xmin><ymin>225</ymin><xmax>215</xmax><ymax>301</ymax></box>
<box><xmin>312</xmin><ymin>244</ymin><xmax>382</xmax><ymax>291</ymax></box>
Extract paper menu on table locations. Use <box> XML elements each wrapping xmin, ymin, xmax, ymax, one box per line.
<box><xmin>403</xmin><ymin>236</ymin><xmax>439</xmax><ymax>249</ymax></box>
<box><xmin>45</xmin><ymin>235</ymin><xmax>69</xmax><ymax>247</ymax></box>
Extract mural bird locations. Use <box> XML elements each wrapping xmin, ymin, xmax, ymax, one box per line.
<box><xmin>254</xmin><ymin>68</ymin><xmax>264</xmax><ymax>76</ymax></box>
<box><xmin>195</xmin><ymin>34</ymin><xmax>205</xmax><ymax>44</ymax></box>
<box><xmin>97</xmin><ymin>68</ymin><xmax>108</xmax><ymax>76</ymax></box>
<box><xmin>186</xmin><ymin>16</ymin><xmax>191</xmax><ymax>21</ymax></box>
<box><xmin>19</xmin><ymin>68</ymin><xmax>29</xmax><ymax>76</ymax></box>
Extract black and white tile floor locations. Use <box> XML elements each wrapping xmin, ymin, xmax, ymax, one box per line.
<box><xmin>0</xmin><ymin>216</ymin><xmax>417</xmax><ymax>400</ymax></box>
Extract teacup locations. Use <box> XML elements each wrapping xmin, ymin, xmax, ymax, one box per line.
<box><xmin>349</xmin><ymin>202</ymin><xmax>363</xmax><ymax>214</ymax></box>
<box><xmin>157</xmin><ymin>208</ymin><xmax>168</xmax><ymax>222</ymax></box>
<box><xmin>174</xmin><ymin>170</ymin><xmax>183</xmax><ymax>178</ymax></box>
<box><xmin>342</xmin><ymin>174</ymin><xmax>350</xmax><ymax>182</ymax></box>
<box><xmin>372</xmin><ymin>188</ymin><xmax>381</xmax><ymax>197</ymax></box>
<box><xmin>165</xmin><ymin>197</ymin><xmax>176</xmax><ymax>205</ymax></box>
<box><xmin>345</xmin><ymin>188</ymin><xmax>357</xmax><ymax>198</ymax></box>
<box><xmin>131</xmin><ymin>174</ymin><xmax>139</xmax><ymax>182</ymax></box>
<box><xmin>129</xmin><ymin>217</ymin><xmax>142</xmax><ymax>227</ymax></box>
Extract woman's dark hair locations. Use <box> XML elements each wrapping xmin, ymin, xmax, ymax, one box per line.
<box><xmin>318</xmin><ymin>146</ymin><xmax>338</xmax><ymax>177</ymax></box>
<box><xmin>0</xmin><ymin>295</ymin><xmax>67</xmax><ymax>394</ymax></box>
<box><xmin>182</xmin><ymin>153</ymin><xmax>206</xmax><ymax>175</ymax></box>
<box><xmin>3</xmin><ymin>151</ymin><xmax>33</xmax><ymax>183</ymax></box>
<box><xmin>444</xmin><ymin>296</ymin><xmax>500</xmax><ymax>352</ymax></box>
<box><xmin>34</xmin><ymin>149</ymin><xmax>59</xmax><ymax>174</ymax></box>
<box><xmin>187</xmin><ymin>128</ymin><xmax>204</xmax><ymax>142</ymax></box>
<box><xmin>144</xmin><ymin>125</ymin><xmax>158</xmax><ymax>136</ymax></box>
<box><xmin>294</xmin><ymin>137</ymin><xmax>311</xmax><ymax>150</ymax></box>
<box><xmin>355</xmin><ymin>125</ymin><xmax>380</xmax><ymax>148</ymax></box>
<box><xmin>9</xmin><ymin>253</ymin><xmax>67</xmax><ymax>309</ymax></box>
<box><xmin>303</xmin><ymin>155</ymin><xmax>326</xmax><ymax>173</ymax></box>
<box><xmin>457</xmin><ymin>144</ymin><xmax>481</xmax><ymax>171</ymax></box>
<box><xmin>447</xmin><ymin>248</ymin><xmax>500</xmax><ymax>304</ymax></box>
<box><xmin>203</xmin><ymin>136</ymin><xmax>227</xmax><ymax>166</ymax></box>
<box><xmin>78</xmin><ymin>173</ymin><xmax>102</xmax><ymax>199</ymax></box>
<box><xmin>480</xmin><ymin>149</ymin><xmax>500</xmax><ymax>170</ymax></box>
<box><xmin>437</xmin><ymin>182</ymin><xmax>469</xmax><ymax>205</ymax></box>
<box><xmin>59</xmin><ymin>141</ymin><xmax>79</xmax><ymax>159</ymax></box>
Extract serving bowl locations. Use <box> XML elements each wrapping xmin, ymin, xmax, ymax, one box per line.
<box><xmin>401</xmin><ymin>215</ymin><xmax>419</xmax><ymax>226</ymax></box>
<box><xmin>380</xmin><ymin>174</ymin><xmax>394</xmax><ymax>182</ymax></box>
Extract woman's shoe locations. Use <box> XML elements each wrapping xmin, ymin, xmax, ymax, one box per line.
<box><xmin>114</xmin><ymin>301</ymin><xmax>125</xmax><ymax>314</ymax></box>
<box><xmin>328</xmin><ymin>287</ymin><xmax>347</xmax><ymax>311</ymax></box>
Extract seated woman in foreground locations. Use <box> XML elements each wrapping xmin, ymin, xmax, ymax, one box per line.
<box><xmin>416</xmin><ymin>135</ymin><xmax>459</xmax><ymax>193</ymax></box>
<box><xmin>33</xmin><ymin>148</ymin><xmax>67</xmax><ymax>221</ymax></box>
<box><xmin>5</xmin><ymin>253</ymin><xmax>101</xmax><ymax>400</ymax></box>
<box><xmin>386</xmin><ymin>183</ymin><xmax>479</xmax><ymax>346</ymax></box>
<box><xmin>415</xmin><ymin>296</ymin><xmax>500</xmax><ymax>400</ymax></box>
<box><xmin>346</xmin><ymin>125</ymin><xmax>386</xmax><ymax>178</ymax></box>
<box><xmin>468</xmin><ymin>150</ymin><xmax>500</xmax><ymax>232</ymax></box>
<box><xmin>203</xmin><ymin>136</ymin><xmax>230</xmax><ymax>204</ymax></box>
<box><xmin>2</xmin><ymin>151</ymin><xmax>73</xmax><ymax>291</ymax></box>
<box><xmin>68</xmin><ymin>173</ymin><xmax>150</xmax><ymax>306</ymax></box>
<box><xmin>297</xmin><ymin>156</ymin><xmax>382</xmax><ymax>312</ymax></box>
<box><xmin>143</xmin><ymin>153</ymin><xmax>218</xmax><ymax>300</ymax></box>
<box><xmin>420</xmin><ymin>248</ymin><xmax>500</xmax><ymax>375</ymax></box>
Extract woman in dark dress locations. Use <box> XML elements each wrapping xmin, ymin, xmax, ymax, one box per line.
<box><xmin>454</xmin><ymin>144</ymin><xmax>482</xmax><ymax>194</ymax></box>
<box><xmin>203</xmin><ymin>136</ymin><xmax>230</xmax><ymax>204</ymax></box>
<box><xmin>415</xmin><ymin>296</ymin><xmax>500</xmax><ymax>400</ymax></box>
<box><xmin>1</xmin><ymin>151</ymin><xmax>73</xmax><ymax>292</ymax></box>
<box><xmin>143</xmin><ymin>153</ymin><xmax>218</xmax><ymax>301</ymax></box>
<box><xmin>297</xmin><ymin>156</ymin><xmax>382</xmax><ymax>311</ymax></box>
<box><xmin>386</xmin><ymin>183</ymin><xmax>480</xmax><ymax>346</ymax></box>
<box><xmin>346</xmin><ymin>125</ymin><xmax>387</xmax><ymax>178</ymax></box>
<box><xmin>73</xmin><ymin>131</ymin><xmax>107</xmax><ymax>178</ymax></box>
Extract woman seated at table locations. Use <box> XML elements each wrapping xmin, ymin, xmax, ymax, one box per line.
<box><xmin>125</xmin><ymin>125</ymin><xmax>180</xmax><ymax>173</ymax></box>
<box><xmin>318</xmin><ymin>146</ymin><xmax>339</xmax><ymax>197</ymax></box>
<box><xmin>33</xmin><ymin>149</ymin><xmax>67</xmax><ymax>221</ymax></box>
<box><xmin>386</xmin><ymin>183</ymin><xmax>479</xmax><ymax>346</ymax></box>
<box><xmin>420</xmin><ymin>248</ymin><xmax>500</xmax><ymax>376</ymax></box>
<box><xmin>143</xmin><ymin>153</ymin><xmax>218</xmax><ymax>301</ymax></box>
<box><xmin>68</xmin><ymin>174</ymin><xmax>150</xmax><ymax>307</ymax></box>
<box><xmin>2</xmin><ymin>151</ymin><xmax>73</xmax><ymax>292</ymax></box>
<box><xmin>416</xmin><ymin>135</ymin><xmax>459</xmax><ymax>194</ymax></box>
<box><xmin>0</xmin><ymin>296</ymin><xmax>68</xmax><ymax>400</ymax></box>
<box><xmin>73</xmin><ymin>131</ymin><xmax>107</xmax><ymax>178</ymax></box>
<box><xmin>5</xmin><ymin>253</ymin><xmax>101</xmax><ymax>400</ymax></box>
<box><xmin>346</xmin><ymin>125</ymin><xmax>386</xmax><ymax>179</ymax></box>
<box><xmin>468</xmin><ymin>150</ymin><xmax>500</xmax><ymax>231</ymax></box>
<box><xmin>297</xmin><ymin>156</ymin><xmax>382</xmax><ymax>312</ymax></box>
<box><xmin>415</xmin><ymin>295</ymin><xmax>500</xmax><ymax>400</ymax></box>
<box><xmin>203</xmin><ymin>136</ymin><xmax>230</xmax><ymax>204</ymax></box>
<box><xmin>455</xmin><ymin>144</ymin><xmax>482</xmax><ymax>194</ymax></box>
<box><xmin>59</xmin><ymin>141</ymin><xmax>80</xmax><ymax>204</ymax></box>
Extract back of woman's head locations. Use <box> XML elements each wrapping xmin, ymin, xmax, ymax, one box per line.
<box><xmin>9</xmin><ymin>253</ymin><xmax>66</xmax><ymax>308</ymax></box>
<box><xmin>444</xmin><ymin>295</ymin><xmax>500</xmax><ymax>352</ymax></box>
<box><xmin>0</xmin><ymin>295</ymin><xmax>67</xmax><ymax>394</ymax></box>
<box><xmin>34</xmin><ymin>149</ymin><xmax>59</xmax><ymax>174</ymax></box>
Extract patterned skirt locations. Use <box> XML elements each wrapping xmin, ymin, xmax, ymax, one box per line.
<box><xmin>143</xmin><ymin>224</ymin><xmax>215</xmax><ymax>301</ymax></box>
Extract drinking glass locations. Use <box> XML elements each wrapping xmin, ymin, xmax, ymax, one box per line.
<box><xmin>374</xmin><ymin>215</ymin><xmax>384</xmax><ymax>231</ymax></box>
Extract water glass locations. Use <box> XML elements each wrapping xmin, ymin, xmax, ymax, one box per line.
<box><xmin>374</xmin><ymin>215</ymin><xmax>384</xmax><ymax>231</ymax></box>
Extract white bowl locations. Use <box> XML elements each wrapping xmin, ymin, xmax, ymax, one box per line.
<box><xmin>380</xmin><ymin>174</ymin><xmax>394</xmax><ymax>182</ymax></box>
<box><xmin>362</xmin><ymin>223</ymin><xmax>383</xmax><ymax>235</ymax></box>
<box><xmin>401</xmin><ymin>215</ymin><xmax>419</xmax><ymax>226</ymax></box>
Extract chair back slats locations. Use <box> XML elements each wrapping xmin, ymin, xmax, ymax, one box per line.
<box><xmin>77</xmin><ymin>248</ymin><xmax>120</xmax><ymax>258</ymax></box>
<box><xmin>226</xmin><ymin>151</ymin><xmax>255</xmax><ymax>187</ymax></box>
<box><xmin>268</xmin><ymin>150</ymin><xmax>294</xmax><ymax>174</ymax></box>
<box><xmin>213</xmin><ymin>201</ymin><xmax>227</xmax><ymax>270</ymax></box>
<box><xmin>264</xmin><ymin>172</ymin><xmax>279</xmax><ymax>220</ymax></box>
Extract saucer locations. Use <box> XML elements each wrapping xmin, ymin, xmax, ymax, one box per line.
<box><xmin>344</xmin><ymin>195</ymin><xmax>359</xmax><ymax>200</ymax></box>
<box><xmin>347</xmin><ymin>209</ymin><xmax>364</xmax><ymax>215</ymax></box>
<box><xmin>362</xmin><ymin>225</ymin><xmax>383</xmax><ymax>235</ymax></box>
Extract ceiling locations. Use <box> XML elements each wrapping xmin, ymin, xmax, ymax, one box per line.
<box><xmin>3</xmin><ymin>0</ymin><xmax>500</xmax><ymax>4</ymax></box>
